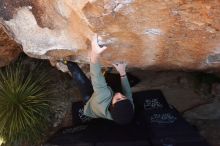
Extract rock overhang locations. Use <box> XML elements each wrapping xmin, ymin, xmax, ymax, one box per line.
<box><xmin>0</xmin><ymin>0</ymin><xmax>220</xmax><ymax>71</ymax></box>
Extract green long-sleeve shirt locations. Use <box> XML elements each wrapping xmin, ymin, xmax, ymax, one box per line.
<box><xmin>83</xmin><ymin>63</ymin><xmax>133</xmax><ymax>120</ymax></box>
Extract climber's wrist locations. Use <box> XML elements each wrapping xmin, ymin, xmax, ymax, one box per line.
<box><xmin>90</xmin><ymin>52</ymin><xmax>99</xmax><ymax>63</ymax></box>
<box><xmin>120</xmin><ymin>72</ymin><xmax>126</xmax><ymax>77</ymax></box>
<box><xmin>120</xmin><ymin>74</ymin><xmax>126</xmax><ymax>78</ymax></box>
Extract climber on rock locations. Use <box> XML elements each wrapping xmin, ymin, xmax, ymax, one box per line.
<box><xmin>66</xmin><ymin>34</ymin><xmax>134</xmax><ymax>125</ymax></box>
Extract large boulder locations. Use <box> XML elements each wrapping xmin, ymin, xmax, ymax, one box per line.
<box><xmin>0</xmin><ymin>0</ymin><xmax>220</xmax><ymax>70</ymax></box>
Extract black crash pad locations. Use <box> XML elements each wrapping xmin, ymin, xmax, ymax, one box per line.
<box><xmin>48</xmin><ymin>118</ymin><xmax>150</xmax><ymax>146</ymax></box>
<box><xmin>133</xmin><ymin>90</ymin><xmax>210</xmax><ymax>146</ymax></box>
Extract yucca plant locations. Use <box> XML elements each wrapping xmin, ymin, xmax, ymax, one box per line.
<box><xmin>0</xmin><ymin>61</ymin><xmax>52</xmax><ymax>146</ymax></box>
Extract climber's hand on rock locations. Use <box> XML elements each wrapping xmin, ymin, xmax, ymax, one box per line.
<box><xmin>91</xmin><ymin>34</ymin><xmax>107</xmax><ymax>63</ymax></box>
<box><xmin>91</xmin><ymin>34</ymin><xmax>107</xmax><ymax>54</ymax></box>
<box><xmin>113</xmin><ymin>61</ymin><xmax>127</xmax><ymax>76</ymax></box>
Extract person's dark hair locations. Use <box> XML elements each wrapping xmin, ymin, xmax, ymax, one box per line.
<box><xmin>110</xmin><ymin>99</ymin><xmax>134</xmax><ymax>125</ymax></box>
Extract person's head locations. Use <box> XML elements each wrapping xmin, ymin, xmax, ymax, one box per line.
<box><xmin>110</xmin><ymin>92</ymin><xmax>134</xmax><ymax>125</ymax></box>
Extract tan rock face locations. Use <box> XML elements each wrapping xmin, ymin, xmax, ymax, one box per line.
<box><xmin>0</xmin><ymin>0</ymin><xmax>220</xmax><ymax>70</ymax></box>
<box><xmin>0</xmin><ymin>25</ymin><xmax>21</xmax><ymax>67</ymax></box>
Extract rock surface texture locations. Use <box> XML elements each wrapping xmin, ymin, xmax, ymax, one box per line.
<box><xmin>0</xmin><ymin>25</ymin><xmax>21</xmax><ymax>67</ymax></box>
<box><xmin>1</xmin><ymin>0</ymin><xmax>220</xmax><ymax>70</ymax></box>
